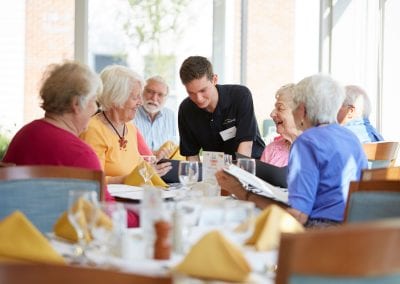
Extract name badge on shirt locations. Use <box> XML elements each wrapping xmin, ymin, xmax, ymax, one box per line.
<box><xmin>219</xmin><ymin>126</ymin><xmax>237</xmax><ymax>141</ymax></box>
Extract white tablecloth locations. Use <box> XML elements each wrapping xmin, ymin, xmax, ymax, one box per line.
<box><xmin>49</xmin><ymin>228</ymin><xmax>276</xmax><ymax>283</ymax></box>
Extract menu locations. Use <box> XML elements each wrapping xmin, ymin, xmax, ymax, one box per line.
<box><xmin>202</xmin><ymin>151</ymin><xmax>225</xmax><ymax>182</ymax></box>
<box><xmin>223</xmin><ymin>164</ymin><xmax>288</xmax><ymax>205</ymax></box>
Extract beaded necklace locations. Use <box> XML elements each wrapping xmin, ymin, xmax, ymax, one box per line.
<box><xmin>103</xmin><ymin>112</ymin><xmax>128</xmax><ymax>150</ymax></box>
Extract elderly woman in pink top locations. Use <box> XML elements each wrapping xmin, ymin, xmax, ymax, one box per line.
<box><xmin>260</xmin><ymin>84</ymin><xmax>302</xmax><ymax>167</ymax></box>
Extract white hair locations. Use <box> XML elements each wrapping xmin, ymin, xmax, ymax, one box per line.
<box><xmin>293</xmin><ymin>74</ymin><xmax>345</xmax><ymax>126</ymax></box>
<box><xmin>145</xmin><ymin>75</ymin><xmax>169</xmax><ymax>95</ymax></box>
<box><xmin>344</xmin><ymin>85</ymin><xmax>371</xmax><ymax>118</ymax></box>
<box><xmin>275</xmin><ymin>83</ymin><xmax>296</xmax><ymax>108</ymax></box>
<box><xmin>98</xmin><ymin>65</ymin><xmax>143</xmax><ymax>111</ymax></box>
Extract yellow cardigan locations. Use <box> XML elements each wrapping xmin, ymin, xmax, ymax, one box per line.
<box><xmin>80</xmin><ymin>114</ymin><xmax>141</xmax><ymax>181</ymax></box>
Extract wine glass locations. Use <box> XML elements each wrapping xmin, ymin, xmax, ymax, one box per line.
<box><xmin>237</xmin><ymin>158</ymin><xmax>256</xmax><ymax>175</ymax></box>
<box><xmin>67</xmin><ymin>189</ymin><xmax>98</xmax><ymax>263</ymax></box>
<box><xmin>223</xmin><ymin>199</ymin><xmax>255</xmax><ymax>245</ymax></box>
<box><xmin>90</xmin><ymin>202</ymin><xmax>127</xmax><ymax>257</ymax></box>
<box><xmin>178</xmin><ymin>161</ymin><xmax>199</xmax><ymax>188</ymax></box>
<box><xmin>139</xmin><ymin>155</ymin><xmax>157</xmax><ymax>185</ymax></box>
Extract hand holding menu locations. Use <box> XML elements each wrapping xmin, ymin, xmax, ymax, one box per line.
<box><xmin>223</xmin><ymin>164</ymin><xmax>289</xmax><ymax>205</ymax></box>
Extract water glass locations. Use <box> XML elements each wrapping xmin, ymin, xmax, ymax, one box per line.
<box><xmin>140</xmin><ymin>185</ymin><xmax>163</xmax><ymax>258</ymax></box>
<box><xmin>67</xmin><ymin>190</ymin><xmax>98</xmax><ymax>262</ymax></box>
<box><xmin>237</xmin><ymin>158</ymin><xmax>256</xmax><ymax>175</ymax></box>
<box><xmin>223</xmin><ymin>199</ymin><xmax>255</xmax><ymax>244</ymax></box>
<box><xmin>173</xmin><ymin>200</ymin><xmax>202</xmax><ymax>254</ymax></box>
<box><xmin>91</xmin><ymin>202</ymin><xmax>127</xmax><ymax>257</ymax></box>
<box><xmin>224</xmin><ymin>154</ymin><xmax>233</xmax><ymax>166</ymax></box>
<box><xmin>178</xmin><ymin>161</ymin><xmax>199</xmax><ymax>187</ymax></box>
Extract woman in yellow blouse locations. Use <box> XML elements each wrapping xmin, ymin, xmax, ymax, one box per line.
<box><xmin>80</xmin><ymin>65</ymin><xmax>171</xmax><ymax>184</ymax></box>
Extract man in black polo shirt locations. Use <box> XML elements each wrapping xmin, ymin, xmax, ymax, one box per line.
<box><xmin>178</xmin><ymin>56</ymin><xmax>265</xmax><ymax>161</ymax></box>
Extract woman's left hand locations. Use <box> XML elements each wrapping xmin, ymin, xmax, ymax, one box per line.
<box><xmin>154</xmin><ymin>161</ymin><xmax>172</xmax><ymax>177</ymax></box>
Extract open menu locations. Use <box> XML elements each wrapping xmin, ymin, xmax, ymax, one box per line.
<box><xmin>108</xmin><ymin>184</ymin><xmax>178</xmax><ymax>200</ymax></box>
<box><xmin>223</xmin><ymin>164</ymin><xmax>289</xmax><ymax>205</ymax></box>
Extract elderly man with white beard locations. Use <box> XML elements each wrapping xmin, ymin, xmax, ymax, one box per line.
<box><xmin>134</xmin><ymin>75</ymin><xmax>178</xmax><ymax>153</ymax></box>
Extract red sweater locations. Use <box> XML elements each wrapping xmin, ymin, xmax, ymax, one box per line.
<box><xmin>3</xmin><ymin>119</ymin><xmax>139</xmax><ymax>227</ymax></box>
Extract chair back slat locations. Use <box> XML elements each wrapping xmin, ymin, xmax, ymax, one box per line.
<box><xmin>0</xmin><ymin>263</ymin><xmax>172</xmax><ymax>284</ymax></box>
<box><xmin>344</xmin><ymin>180</ymin><xmax>400</xmax><ymax>223</ymax></box>
<box><xmin>363</xmin><ymin>142</ymin><xmax>399</xmax><ymax>168</ymax></box>
<box><xmin>362</xmin><ymin>167</ymin><xmax>400</xmax><ymax>181</ymax></box>
<box><xmin>276</xmin><ymin>220</ymin><xmax>400</xmax><ymax>284</ymax></box>
<box><xmin>0</xmin><ymin>166</ymin><xmax>105</xmax><ymax>233</ymax></box>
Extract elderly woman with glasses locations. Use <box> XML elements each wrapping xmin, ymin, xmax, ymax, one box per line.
<box><xmin>217</xmin><ymin>74</ymin><xmax>368</xmax><ymax>228</ymax></box>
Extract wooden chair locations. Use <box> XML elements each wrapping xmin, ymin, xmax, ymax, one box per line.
<box><xmin>275</xmin><ymin>219</ymin><xmax>400</xmax><ymax>284</ymax></box>
<box><xmin>0</xmin><ymin>165</ymin><xmax>105</xmax><ymax>233</ymax></box>
<box><xmin>363</xmin><ymin>141</ymin><xmax>399</xmax><ymax>168</ymax></box>
<box><xmin>361</xmin><ymin>166</ymin><xmax>400</xmax><ymax>181</ymax></box>
<box><xmin>344</xmin><ymin>180</ymin><xmax>400</xmax><ymax>223</ymax></box>
<box><xmin>0</xmin><ymin>263</ymin><xmax>172</xmax><ymax>284</ymax></box>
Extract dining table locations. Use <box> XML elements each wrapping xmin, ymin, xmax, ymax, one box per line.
<box><xmin>49</xmin><ymin>183</ymin><xmax>279</xmax><ymax>283</ymax></box>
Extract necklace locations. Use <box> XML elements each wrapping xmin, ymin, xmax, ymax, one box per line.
<box><xmin>44</xmin><ymin>115</ymin><xmax>78</xmax><ymax>136</ymax></box>
<box><xmin>102</xmin><ymin>112</ymin><xmax>128</xmax><ymax>150</ymax></box>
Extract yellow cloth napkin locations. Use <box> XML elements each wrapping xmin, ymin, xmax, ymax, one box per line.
<box><xmin>174</xmin><ymin>230</ymin><xmax>251</xmax><ymax>282</ymax></box>
<box><xmin>0</xmin><ymin>211</ymin><xmax>65</xmax><ymax>264</ymax></box>
<box><xmin>124</xmin><ymin>160</ymin><xmax>168</xmax><ymax>188</ymax></box>
<box><xmin>159</xmin><ymin>141</ymin><xmax>186</xmax><ymax>161</ymax></box>
<box><xmin>54</xmin><ymin>198</ymin><xmax>112</xmax><ymax>243</ymax></box>
<box><xmin>245</xmin><ymin>205</ymin><xmax>304</xmax><ymax>251</ymax></box>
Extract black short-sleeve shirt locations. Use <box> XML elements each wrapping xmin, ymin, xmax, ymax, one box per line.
<box><xmin>178</xmin><ymin>84</ymin><xmax>265</xmax><ymax>159</ymax></box>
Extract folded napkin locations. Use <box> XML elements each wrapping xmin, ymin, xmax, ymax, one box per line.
<box><xmin>159</xmin><ymin>141</ymin><xmax>185</xmax><ymax>161</ymax></box>
<box><xmin>245</xmin><ymin>205</ymin><xmax>304</xmax><ymax>251</ymax></box>
<box><xmin>174</xmin><ymin>230</ymin><xmax>251</xmax><ymax>282</ymax></box>
<box><xmin>124</xmin><ymin>160</ymin><xmax>168</xmax><ymax>188</ymax></box>
<box><xmin>0</xmin><ymin>211</ymin><xmax>65</xmax><ymax>264</ymax></box>
<box><xmin>54</xmin><ymin>198</ymin><xmax>112</xmax><ymax>243</ymax></box>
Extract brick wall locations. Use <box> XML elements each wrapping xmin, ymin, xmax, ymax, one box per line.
<box><xmin>24</xmin><ymin>0</ymin><xmax>74</xmax><ymax>123</ymax></box>
<box><xmin>245</xmin><ymin>0</ymin><xmax>295</xmax><ymax>123</ymax></box>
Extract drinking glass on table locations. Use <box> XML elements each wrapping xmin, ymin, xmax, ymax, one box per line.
<box><xmin>223</xmin><ymin>199</ymin><xmax>255</xmax><ymax>245</ymax></box>
<box><xmin>237</xmin><ymin>158</ymin><xmax>256</xmax><ymax>175</ymax></box>
<box><xmin>91</xmin><ymin>202</ymin><xmax>127</xmax><ymax>257</ymax></box>
<box><xmin>139</xmin><ymin>155</ymin><xmax>157</xmax><ymax>185</ymax></box>
<box><xmin>224</xmin><ymin>154</ymin><xmax>233</xmax><ymax>167</ymax></box>
<box><xmin>178</xmin><ymin>161</ymin><xmax>199</xmax><ymax>188</ymax></box>
<box><xmin>67</xmin><ymin>190</ymin><xmax>98</xmax><ymax>263</ymax></box>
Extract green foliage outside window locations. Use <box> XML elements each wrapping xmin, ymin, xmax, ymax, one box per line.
<box><xmin>0</xmin><ymin>132</ymin><xmax>10</xmax><ymax>160</ymax></box>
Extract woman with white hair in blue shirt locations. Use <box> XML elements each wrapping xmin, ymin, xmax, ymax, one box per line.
<box><xmin>217</xmin><ymin>74</ymin><xmax>368</xmax><ymax>228</ymax></box>
<box><xmin>286</xmin><ymin>74</ymin><xmax>367</xmax><ymax>227</ymax></box>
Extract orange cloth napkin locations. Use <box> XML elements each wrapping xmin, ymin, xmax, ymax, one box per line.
<box><xmin>54</xmin><ymin>198</ymin><xmax>112</xmax><ymax>243</ymax></box>
<box><xmin>124</xmin><ymin>160</ymin><xmax>168</xmax><ymax>188</ymax></box>
<box><xmin>0</xmin><ymin>211</ymin><xmax>65</xmax><ymax>264</ymax></box>
<box><xmin>159</xmin><ymin>141</ymin><xmax>185</xmax><ymax>161</ymax></box>
<box><xmin>245</xmin><ymin>205</ymin><xmax>304</xmax><ymax>251</ymax></box>
<box><xmin>174</xmin><ymin>230</ymin><xmax>251</xmax><ymax>282</ymax></box>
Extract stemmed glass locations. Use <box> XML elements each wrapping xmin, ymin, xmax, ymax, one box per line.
<box><xmin>67</xmin><ymin>190</ymin><xmax>98</xmax><ymax>263</ymax></box>
<box><xmin>178</xmin><ymin>161</ymin><xmax>199</xmax><ymax>188</ymax></box>
<box><xmin>90</xmin><ymin>202</ymin><xmax>127</xmax><ymax>257</ymax></box>
<box><xmin>223</xmin><ymin>199</ymin><xmax>255</xmax><ymax>245</ymax></box>
<box><xmin>139</xmin><ymin>155</ymin><xmax>157</xmax><ymax>185</ymax></box>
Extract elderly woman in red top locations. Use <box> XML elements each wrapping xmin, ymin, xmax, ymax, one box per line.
<box><xmin>2</xmin><ymin>61</ymin><xmax>139</xmax><ymax>227</ymax></box>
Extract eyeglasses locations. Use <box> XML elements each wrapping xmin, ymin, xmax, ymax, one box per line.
<box><xmin>144</xmin><ymin>88</ymin><xmax>167</xmax><ymax>98</ymax></box>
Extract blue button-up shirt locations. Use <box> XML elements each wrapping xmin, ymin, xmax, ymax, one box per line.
<box><xmin>134</xmin><ymin>106</ymin><xmax>178</xmax><ymax>151</ymax></box>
